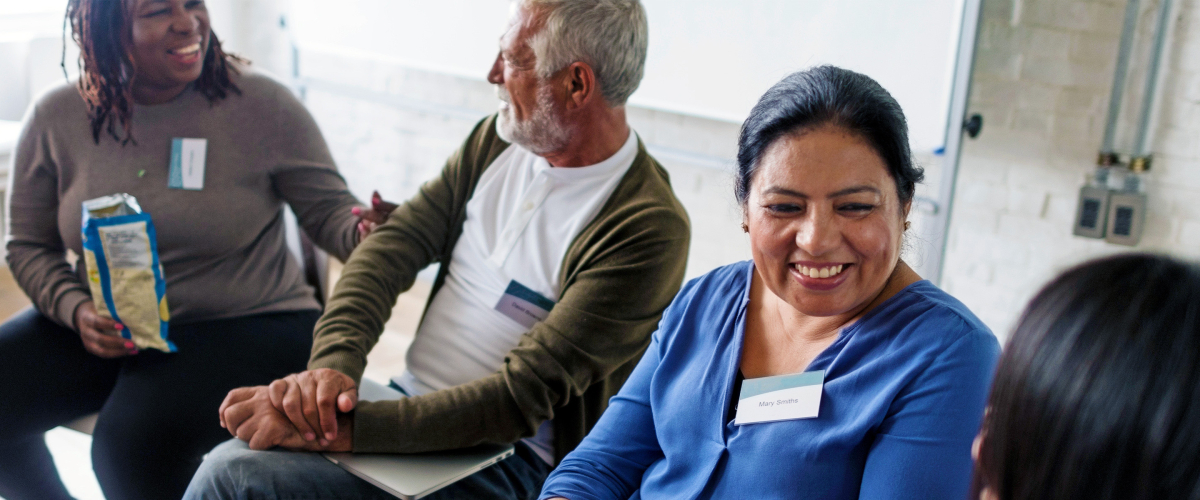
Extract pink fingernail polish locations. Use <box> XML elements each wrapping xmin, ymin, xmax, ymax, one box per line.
<box><xmin>125</xmin><ymin>341</ymin><xmax>134</xmax><ymax>349</ymax></box>
<box><xmin>351</xmin><ymin>207</ymin><xmax>361</xmax><ymax>215</ymax></box>
<box><xmin>114</xmin><ymin>323</ymin><xmax>124</xmax><ymax>330</ymax></box>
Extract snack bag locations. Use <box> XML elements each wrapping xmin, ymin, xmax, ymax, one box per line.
<box><xmin>81</xmin><ymin>194</ymin><xmax>174</xmax><ymax>352</ymax></box>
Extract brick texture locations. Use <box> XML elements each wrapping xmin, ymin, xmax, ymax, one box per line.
<box><xmin>948</xmin><ymin>0</ymin><xmax>1200</xmax><ymax>339</ymax></box>
<box><xmin>284</xmin><ymin>0</ymin><xmax>1200</xmax><ymax>342</ymax></box>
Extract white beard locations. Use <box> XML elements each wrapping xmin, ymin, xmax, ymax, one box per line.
<box><xmin>495</xmin><ymin>84</ymin><xmax>571</xmax><ymax>155</ymax></box>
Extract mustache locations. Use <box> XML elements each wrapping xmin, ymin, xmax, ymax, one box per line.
<box><xmin>495</xmin><ymin>85</ymin><xmax>511</xmax><ymax>103</ymax></box>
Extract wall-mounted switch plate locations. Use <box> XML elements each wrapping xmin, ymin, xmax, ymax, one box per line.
<box><xmin>1105</xmin><ymin>192</ymin><xmax>1146</xmax><ymax>246</ymax></box>
<box><xmin>1073</xmin><ymin>185</ymin><xmax>1110</xmax><ymax>239</ymax></box>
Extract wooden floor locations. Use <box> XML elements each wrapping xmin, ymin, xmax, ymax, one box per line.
<box><xmin>0</xmin><ymin>265</ymin><xmax>32</xmax><ymax>319</ymax></box>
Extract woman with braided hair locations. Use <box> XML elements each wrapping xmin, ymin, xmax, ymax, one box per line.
<box><xmin>0</xmin><ymin>1</ymin><xmax>388</xmax><ymax>498</ymax></box>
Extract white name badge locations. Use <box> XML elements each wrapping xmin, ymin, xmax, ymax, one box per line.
<box><xmin>734</xmin><ymin>370</ymin><xmax>824</xmax><ymax>425</ymax></box>
<box><xmin>494</xmin><ymin>280</ymin><xmax>555</xmax><ymax>329</ymax></box>
<box><xmin>169</xmin><ymin>138</ymin><xmax>206</xmax><ymax>190</ymax></box>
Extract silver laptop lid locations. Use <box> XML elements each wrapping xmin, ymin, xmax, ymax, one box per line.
<box><xmin>322</xmin><ymin>379</ymin><xmax>515</xmax><ymax>499</ymax></box>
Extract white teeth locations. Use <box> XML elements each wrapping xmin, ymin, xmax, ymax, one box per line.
<box><xmin>797</xmin><ymin>264</ymin><xmax>846</xmax><ymax>279</ymax></box>
<box><xmin>174</xmin><ymin>43</ymin><xmax>200</xmax><ymax>55</ymax></box>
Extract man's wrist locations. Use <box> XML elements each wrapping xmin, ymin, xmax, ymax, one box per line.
<box><xmin>331</xmin><ymin>411</ymin><xmax>354</xmax><ymax>452</ymax></box>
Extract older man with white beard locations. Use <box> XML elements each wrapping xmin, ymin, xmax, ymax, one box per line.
<box><xmin>183</xmin><ymin>0</ymin><xmax>690</xmax><ymax>498</ymax></box>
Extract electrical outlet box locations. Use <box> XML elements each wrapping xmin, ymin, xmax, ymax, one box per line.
<box><xmin>1105</xmin><ymin>192</ymin><xmax>1146</xmax><ymax>246</ymax></box>
<box><xmin>1073</xmin><ymin>185</ymin><xmax>1110</xmax><ymax>239</ymax></box>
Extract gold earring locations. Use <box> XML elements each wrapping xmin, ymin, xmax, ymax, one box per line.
<box><xmin>741</xmin><ymin>223</ymin><xmax>749</xmax><ymax>233</ymax></box>
<box><xmin>904</xmin><ymin>221</ymin><xmax>912</xmax><ymax>231</ymax></box>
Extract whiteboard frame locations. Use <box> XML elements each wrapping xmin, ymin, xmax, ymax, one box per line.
<box><xmin>920</xmin><ymin>0</ymin><xmax>984</xmax><ymax>286</ymax></box>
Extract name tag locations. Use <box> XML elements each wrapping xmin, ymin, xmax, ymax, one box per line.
<box><xmin>169</xmin><ymin>138</ymin><xmax>207</xmax><ymax>190</ymax></box>
<box><xmin>734</xmin><ymin>370</ymin><xmax>824</xmax><ymax>425</ymax></box>
<box><xmin>494</xmin><ymin>280</ymin><xmax>555</xmax><ymax>329</ymax></box>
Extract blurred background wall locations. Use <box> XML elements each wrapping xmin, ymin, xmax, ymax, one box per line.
<box><xmin>947</xmin><ymin>0</ymin><xmax>1200</xmax><ymax>334</ymax></box>
<box><xmin>1</xmin><ymin>0</ymin><xmax>1197</xmax><ymax>339</ymax></box>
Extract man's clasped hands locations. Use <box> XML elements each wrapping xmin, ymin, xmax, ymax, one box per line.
<box><xmin>218</xmin><ymin>368</ymin><xmax>359</xmax><ymax>452</ymax></box>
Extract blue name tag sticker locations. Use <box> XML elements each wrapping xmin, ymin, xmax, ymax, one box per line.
<box><xmin>734</xmin><ymin>370</ymin><xmax>825</xmax><ymax>425</ymax></box>
<box><xmin>168</xmin><ymin>138</ymin><xmax>207</xmax><ymax>190</ymax></box>
<box><xmin>494</xmin><ymin>280</ymin><xmax>555</xmax><ymax>329</ymax></box>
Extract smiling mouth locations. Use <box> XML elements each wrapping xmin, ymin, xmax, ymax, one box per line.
<box><xmin>494</xmin><ymin>86</ymin><xmax>512</xmax><ymax>110</ymax></box>
<box><xmin>169</xmin><ymin>43</ymin><xmax>201</xmax><ymax>56</ymax></box>
<box><xmin>794</xmin><ymin>264</ymin><xmax>846</xmax><ymax>279</ymax></box>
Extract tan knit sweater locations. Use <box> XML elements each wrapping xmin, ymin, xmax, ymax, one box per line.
<box><xmin>6</xmin><ymin>72</ymin><xmax>360</xmax><ymax>327</ymax></box>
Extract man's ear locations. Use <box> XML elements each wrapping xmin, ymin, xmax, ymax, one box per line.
<box><xmin>562</xmin><ymin>61</ymin><xmax>598</xmax><ymax>110</ymax></box>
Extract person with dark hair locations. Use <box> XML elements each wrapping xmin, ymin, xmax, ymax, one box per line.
<box><xmin>972</xmin><ymin>254</ymin><xmax>1200</xmax><ymax>500</ymax></box>
<box><xmin>0</xmin><ymin>0</ymin><xmax>386</xmax><ymax>499</ymax></box>
<box><xmin>539</xmin><ymin>65</ymin><xmax>1001</xmax><ymax>500</ymax></box>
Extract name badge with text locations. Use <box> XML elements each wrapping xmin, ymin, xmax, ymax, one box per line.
<box><xmin>169</xmin><ymin>138</ymin><xmax>207</xmax><ymax>190</ymax></box>
<box><xmin>494</xmin><ymin>280</ymin><xmax>555</xmax><ymax>329</ymax></box>
<box><xmin>734</xmin><ymin>370</ymin><xmax>824</xmax><ymax>425</ymax></box>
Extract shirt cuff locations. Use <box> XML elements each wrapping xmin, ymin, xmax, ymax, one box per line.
<box><xmin>55</xmin><ymin>290</ymin><xmax>92</xmax><ymax>330</ymax></box>
<box><xmin>351</xmin><ymin>400</ymin><xmax>404</xmax><ymax>453</ymax></box>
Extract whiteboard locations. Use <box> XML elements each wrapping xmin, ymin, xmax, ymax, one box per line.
<box><xmin>637</xmin><ymin>0</ymin><xmax>963</xmax><ymax>153</ymax></box>
<box><xmin>288</xmin><ymin>0</ymin><xmax>965</xmax><ymax>152</ymax></box>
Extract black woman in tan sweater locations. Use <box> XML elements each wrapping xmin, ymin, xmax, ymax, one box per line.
<box><xmin>0</xmin><ymin>1</ymin><xmax>386</xmax><ymax>498</ymax></box>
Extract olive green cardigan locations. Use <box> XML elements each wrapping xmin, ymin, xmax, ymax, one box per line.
<box><xmin>308</xmin><ymin>115</ymin><xmax>691</xmax><ymax>462</ymax></box>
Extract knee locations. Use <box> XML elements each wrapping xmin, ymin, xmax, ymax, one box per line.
<box><xmin>183</xmin><ymin>439</ymin><xmax>293</xmax><ymax>500</ymax></box>
<box><xmin>90</xmin><ymin>411</ymin><xmax>160</xmax><ymax>465</ymax></box>
<box><xmin>183</xmin><ymin>439</ymin><xmax>258</xmax><ymax>500</ymax></box>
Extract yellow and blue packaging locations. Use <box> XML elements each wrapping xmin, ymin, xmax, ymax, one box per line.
<box><xmin>81</xmin><ymin>194</ymin><xmax>174</xmax><ymax>352</ymax></box>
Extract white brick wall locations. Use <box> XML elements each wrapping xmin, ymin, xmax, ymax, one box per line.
<box><xmin>946</xmin><ymin>0</ymin><xmax>1200</xmax><ymax>339</ymax></box>
<box><xmin>289</xmin><ymin>0</ymin><xmax>1200</xmax><ymax>341</ymax></box>
<box><xmin>295</xmin><ymin>47</ymin><xmax>750</xmax><ymax>281</ymax></box>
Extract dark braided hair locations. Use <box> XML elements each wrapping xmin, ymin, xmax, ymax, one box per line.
<box><xmin>63</xmin><ymin>0</ymin><xmax>244</xmax><ymax>145</ymax></box>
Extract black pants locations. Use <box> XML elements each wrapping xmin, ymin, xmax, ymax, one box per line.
<box><xmin>0</xmin><ymin>307</ymin><xmax>317</xmax><ymax>500</ymax></box>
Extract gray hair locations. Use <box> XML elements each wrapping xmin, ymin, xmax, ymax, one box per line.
<box><xmin>523</xmin><ymin>0</ymin><xmax>648</xmax><ymax>106</ymax></box>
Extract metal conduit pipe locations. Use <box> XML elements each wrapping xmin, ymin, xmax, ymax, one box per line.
<box><xmin>1099</xmin><ymin>0</ymin><xmax>1142</xmax><ymax>165</ymax></box>
<box><xmin>1133</xmin><ymin>0</ymin><xmax>1175</xmax><ymax>163</ymax></box>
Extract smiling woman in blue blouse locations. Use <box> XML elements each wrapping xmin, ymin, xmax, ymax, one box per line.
<box><xmin>539</xmin><ymin>65</ymin><xmax>1001</xmax><ymax>500</ymax></box>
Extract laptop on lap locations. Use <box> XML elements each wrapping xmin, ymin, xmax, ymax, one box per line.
<box><xmin>322</xmin><ymin>379</ymin><xmax>515</xmax><ymax>500</ymax></box>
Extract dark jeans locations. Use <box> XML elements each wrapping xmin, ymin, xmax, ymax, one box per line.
<box><xmin>0</xmin><ymin>307</ymin><xmax>318</xmax><ymax>500</ymax></box>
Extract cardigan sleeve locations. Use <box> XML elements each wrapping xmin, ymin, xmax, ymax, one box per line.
<box><xmin>348</xmin><ymin>191</ymin><xmax>690</xmax><ymax>453</ymax></box>
<box><xmin>4</xmin><ymin>101</ymin><xmax>92</xmax><ymax>329</ymax></box>
<box><xmin>538</xmin><ymin>327</ymin><xmax>668</xmax><ymax>500</ymax></box>
<box><xmin>304</xmin><ymin>117</ymin><xmax>495</xmax><ymax>382</ymax></box>
<box><xmin>857</xmin><ymin>327</ymin><xmax>1000</xmax><ymax>500</ymax></box>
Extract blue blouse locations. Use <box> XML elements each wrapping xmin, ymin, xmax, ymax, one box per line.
<box><xmin>540</xmin><ymin>261</ymin><xmax>1001</xmax><ymax>500</ymax></box>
